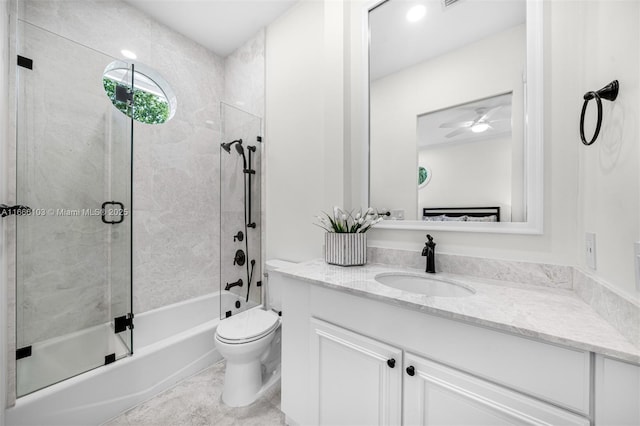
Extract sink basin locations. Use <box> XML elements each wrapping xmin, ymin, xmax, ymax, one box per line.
<box><xmin>374</xmin><ymin>273</ymin><xmax>475</xmax><ymax>297</ymax></box>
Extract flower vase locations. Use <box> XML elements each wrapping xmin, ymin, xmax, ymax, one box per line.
<box><xmin>324</xmin><ymin>233</ymin><xmax>367</xmax><ymax>266</ymax></box>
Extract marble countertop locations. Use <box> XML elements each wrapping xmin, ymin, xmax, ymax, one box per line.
<box><xmin>274</xmin><ymin>259</ymin><xmax>640</xmax><ymax>364</ymax></box>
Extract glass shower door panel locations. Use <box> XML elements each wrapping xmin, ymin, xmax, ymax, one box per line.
<box><xmin>220</xmin><ymin>103</ymin><xmax>263</xmax><ymax>319</ymax></box>
<box><xmin>15</xmin><ymin>22</ymin><xmax>132</xmax><ymax>396</ymax></box>
<box><xmin>108</xmin><ymin>66</ymin><xmax>134</xmax><ymax>354</ymax></box>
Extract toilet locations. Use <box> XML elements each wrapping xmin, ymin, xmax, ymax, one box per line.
<box><xmin>215</xmin><ymin>259</ymin><xmax>293</xmax><ymax>407</ymax></box>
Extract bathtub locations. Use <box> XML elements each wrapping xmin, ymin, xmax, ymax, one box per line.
<box><xmin>7</xmin><ymin>292</ymin><xmax>247</xmax><ymax>426</ymax></box>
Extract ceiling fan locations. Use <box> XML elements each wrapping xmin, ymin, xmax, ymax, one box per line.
<box><xmin>439</xmin><ymin>105</ymin><xmax>508</xmax><ymax>138</ymax></box>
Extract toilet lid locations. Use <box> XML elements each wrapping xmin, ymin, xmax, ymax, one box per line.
<box><xmin>217</xmin><ymin>309</ymin><xmax>279</xmax><ymax>342</ymax></box>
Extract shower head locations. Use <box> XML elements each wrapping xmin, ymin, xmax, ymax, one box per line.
<box><xmin>234</xmin><ymin>143</ymin><xmax>244</xmax><ymax>155</ymax></box>
<box><xmin>221</xmin><ymin>139</ymin><xmax>242</xmax><ymax>153</ymax></box>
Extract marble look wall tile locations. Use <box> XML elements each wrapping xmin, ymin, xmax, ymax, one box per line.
<box><xmin>15</xmin><ymin>0</ymin><xmax>228</xmax><ymax>329</ymax></box>
<box><xmin>15</xmin><ymin>21</ymin><xmax>117</xmax><ymax>346</ymax></box>
<box><xmin>367</xmin><ymin>247</ymin><xmax>573</xmax><ymax>289</ymax></box>
<box><xmin>573</xmin><ymin>268</ymin><xmax>640</xmax><ymax>348</ymax></box>
<box><xmin>225</xmin><ymin>29</ymin><xmax>265</xmax><ymax>119</ymax></box>
<box><xmin>22</xmin><ymin>0</ymin><xmax>153</xmax><ymax>62</ymax></box>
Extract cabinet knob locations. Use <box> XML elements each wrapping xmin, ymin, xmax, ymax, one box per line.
<box><xmin>387</xmin><ymin>358</ymin><xmax>396</xmax><ymax>368</ymax></box>
<box><xmin>406</xmin><ymin>366</ymin><xmax>415</xmax><ymax>376</ymax></box>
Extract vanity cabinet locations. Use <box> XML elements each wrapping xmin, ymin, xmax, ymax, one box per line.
<box><xmin>279</xmin><ymin>273</ymin><xmax>636</xmax><ymax>426</ymax></box>
<box><xmin>308</xmin><ymin>318</ymin><xmax>588</xmax><ymax>426</ymax></box>
<box><xmin>309</xmin><ymin>319</ymin><xmax>402</xmax><ymax>425</ymax></box>
<box><xmin>403</xmin><ymin>352</ymin><xmax>588</xmax><ymax>426</ymax></box>
<box><xmin>595</xmin><ymin>356</ymin><xmax>640</xmax><ymax>426</ymax></box>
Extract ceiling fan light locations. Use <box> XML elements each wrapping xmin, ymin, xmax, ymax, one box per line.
<box><xmin>471</xmin><ymin>123</ymin><xmax>490</xmax><ymax>133</ymax></box>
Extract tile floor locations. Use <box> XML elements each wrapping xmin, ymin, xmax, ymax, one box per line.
<box><xmin>102</xmin><ymin>362</ymin><xmax>285</xmax><ymax>426</ymax></box>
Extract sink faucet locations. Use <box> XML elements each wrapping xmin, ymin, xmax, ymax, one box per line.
<box><xmin>422</xmin><ymin>234</ymin><xmax>436</xmax><ymax>273</ymax></box>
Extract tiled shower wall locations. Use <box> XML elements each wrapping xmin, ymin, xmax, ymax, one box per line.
<box><xmin>6</xmin><ymin>0</ymin><xmax>265</xmax><ymax>404</ymax></box>
<box><xmin>18</xmin><ymin>0</ymin><xmax>225</xmax><ymax>332</ymax></box>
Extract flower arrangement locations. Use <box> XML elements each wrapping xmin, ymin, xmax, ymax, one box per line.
<box><xmin>315</xmin><ymin>207</ymin><xmax>383</xmax><ymax>234</ymax></box>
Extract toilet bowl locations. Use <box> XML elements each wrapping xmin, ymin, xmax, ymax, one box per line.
<box><xmin>215</xmin><ymin>308</ymin><xmax>280</xmax><ymax>407</ymax></box>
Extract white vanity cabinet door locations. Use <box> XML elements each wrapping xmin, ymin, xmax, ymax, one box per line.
<box><xmin>595</xmin><ymin>355</ymin><xmax>640</xmax><ymax>426</ymax></box>
<box><xmin>309</xmin><ymin>318</ymin><xmax>402</xmax><ymax>426</ymax></box>
<box><xmin>403</xmin><ymin>352</ymin><xmax>590</xmax><ymax>426</ymax></box>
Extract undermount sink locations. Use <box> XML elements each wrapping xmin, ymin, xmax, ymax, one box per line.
<box><xmin>374</xmin><ymin>273</ymin><xmax>475</xmax><ymax>297</ymax></box>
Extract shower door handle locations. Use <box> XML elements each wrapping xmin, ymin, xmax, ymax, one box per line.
<box><xmin>101</xmin><ymin>201</ymin><xmax>125</xmax><ymax>224</ymax></box>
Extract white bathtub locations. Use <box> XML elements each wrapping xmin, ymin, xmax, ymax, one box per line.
<box><xmin>7</xmin><ymin>292</ymin><xmax>246</xmax><ymax>426</ymax></box>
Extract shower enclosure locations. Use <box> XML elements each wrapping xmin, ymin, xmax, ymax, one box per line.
<box><xmin>14</xmin><ymin>21</ymin><xmax>133</xmax><ymax>396</ymax></box>
<box><xmin>220</xmin><ymin>103</ymin><xmax>263</xmax><ymax>317</ymax></box>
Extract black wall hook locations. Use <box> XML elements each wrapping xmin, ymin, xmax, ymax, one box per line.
<box><xmin>580</xmin><ymin>80</ymin><xmax>619</xmax><ymax>146</ymax></box>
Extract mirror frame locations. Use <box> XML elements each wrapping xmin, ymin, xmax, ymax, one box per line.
<box><xmin>364</xmin><ymin>0</ymin><xmax>544</xmax><ymax>234</ymax></box>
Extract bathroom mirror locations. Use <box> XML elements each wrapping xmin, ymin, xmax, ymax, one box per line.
<box><xmin>367</xmin><ymin>0</ymin><xmax>543</xmax><ymax>234</ymax></box>
<box><xmin>103</xmin><ymin>61</ymin><xmax>177</xmax><ymax>125</ymax></box>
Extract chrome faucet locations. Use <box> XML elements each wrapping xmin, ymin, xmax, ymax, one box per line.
<box><xmin>422</xmin><ymin>234</ymin><xmax>436</xmax><ymax>273</ymax></box>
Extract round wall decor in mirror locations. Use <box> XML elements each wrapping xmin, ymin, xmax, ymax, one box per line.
<box><xmin>418</xmin><ymin>166</ymin><xmax>431</xmax><ymax>188</ymax></box>
<box><xmin>102</xmin><ymin>60</ymin><xmax>177</xmax><ymax>125</ymax></box>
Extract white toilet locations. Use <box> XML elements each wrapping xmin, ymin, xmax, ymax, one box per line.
<box><xmin>214</xmin><ymin>259</ymin><xmax>293</xmax><ymax>407</ymax></box>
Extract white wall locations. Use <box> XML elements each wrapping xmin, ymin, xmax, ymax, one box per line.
<box><xmin>575</xmin><ymin>1</ymin><xmax>640</xmax><ymax>296</ymax></box>
<box><xmin>1</xmin><ymin>0</ymin><xmax>9</xmax><ymax>421</ymax></box>
<box><xmin>263</xmin><ymin>0</ymin><xmax>640</xmax><ymax>296</ymax></box>
<box><xmin>370</xmin><ymin>24</ymin><xmax>525</xmax><ymax>220</ymax></box>
<box><xmin>265</xmin><ymin>0</ymin><xmax>346</xmax><ymax>262</ymax></box>
<box><xmin>418</xmin><ymin>136</ymin><xmax>512</xmax><ymax>220</ymax></box>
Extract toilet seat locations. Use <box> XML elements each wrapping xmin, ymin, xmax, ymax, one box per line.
<box><xmin>216</xmin><ymin>309</ymin><xmax>279</xmax><ymax>344</ymax></box>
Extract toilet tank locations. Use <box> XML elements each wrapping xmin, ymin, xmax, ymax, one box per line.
<box><xmin>265</xmin><ymin>259</ymin><xmax>296</xmax><ymax>313</ymax></box>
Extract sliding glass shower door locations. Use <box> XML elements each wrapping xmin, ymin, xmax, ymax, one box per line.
<box><xmin>15</xmin><ymin>21</ymin><xmax>133</xmax><ymax>396</ymax></box>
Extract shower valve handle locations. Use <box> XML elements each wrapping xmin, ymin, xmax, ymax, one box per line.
<box><xmin>233</xmin><ymin>250</ymin><xmax>246</xmax><ymax>266</ymax></box>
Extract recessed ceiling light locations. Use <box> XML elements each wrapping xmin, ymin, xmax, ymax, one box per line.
<box><xmin>121</xmin><ymin>49</ymin><xmax>137</xmax><ymax>60</ymax></box>
<box><xmin>406</xmin><ymin>5</ymin><xmax>427</xmax><ymax>22</ymax></box>
<box><xmin>471</xmin><ymin>123</ymin><xmax>490</xmax><ymax>133</ymax></box>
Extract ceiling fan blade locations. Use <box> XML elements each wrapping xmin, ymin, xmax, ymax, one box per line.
<box><xmin>480</xmin><ymin>105</ymin><xmax>503</xmax><ymax>121</ymax></box>
<box><xmin>439</xmin><ymin>120</ymin><xmax>473</xmax><ymax>129</ymax></box>
<box><xmin>445</xmin><ymin>128</ymin><xmax>469</xmax><ymax>138</ymax></box>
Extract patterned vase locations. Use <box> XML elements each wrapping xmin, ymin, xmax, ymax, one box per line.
<box><xmin>324</xmin><ymin>233</ymin><xmax>367</xmax><ymax>266</ymax></box>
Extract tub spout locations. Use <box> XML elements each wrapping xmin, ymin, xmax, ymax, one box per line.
<box><xmin>225</xmin><ymin>279</ymin><xmax>243</xmax><ymax>291</ymax></box>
